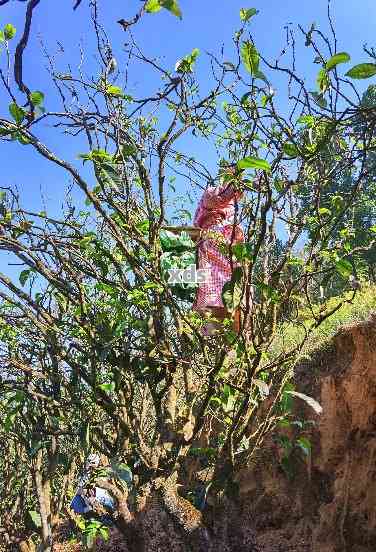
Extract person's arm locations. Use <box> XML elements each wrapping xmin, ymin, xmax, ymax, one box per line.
<box><xmin>201</xmin><ymin>182</ymin><xmax>243</xmax><ymax>210</ymax></box>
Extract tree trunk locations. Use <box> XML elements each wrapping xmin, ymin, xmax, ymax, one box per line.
<box><xmin>19</xmin><ymin>539</ymin><xmax>36</xmax><ymax>552</ymax></box>
<box><xmin>94</xmin><ymin>479</ymin><xmax>145</xmax><ymax>552</ymax></box>
<box><xmin>33</xmin><ymin>451</ymin><xmax>52</xmax><ymax>552</ymax></box>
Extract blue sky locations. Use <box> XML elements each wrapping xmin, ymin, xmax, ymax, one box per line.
<box><xmin>0</xmin><ymin>0</ymin><xmax>375</xmax><ymax>272</ymax></box>
<box><xmin>0</xmin><ymin>0</ymin><xmax>375</xmax><ymax>207</ymax></box>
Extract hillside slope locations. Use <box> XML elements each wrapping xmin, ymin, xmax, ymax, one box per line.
<box><xmin>236</xmin><ymin>312</ymin><xmax>376</xmax><ymax>551</ymax></box>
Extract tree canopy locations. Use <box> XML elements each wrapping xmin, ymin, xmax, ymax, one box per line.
<box><xmin>0</xmin><ymin>2</ymin><xmax>375</xmax><ymax>551</ymax></box>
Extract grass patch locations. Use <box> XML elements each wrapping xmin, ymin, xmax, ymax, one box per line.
<box><xmin>271</xmin><ymin>283</ymin><xmax>376</xmax><ymax>362</ymax></box>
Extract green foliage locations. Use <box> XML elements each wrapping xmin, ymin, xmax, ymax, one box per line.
<box><xmin>145</xmin><ymin>0</ymin><xmax>161</xmax><ymax>13</ymax></box>
<box><xmin>4</xmin><ymin>23</ymin><xmax>16</xmax><ymax>40</ymax></box>
<box><xmin>283</xmin><ymin>142</ymin><xmax>299</xmax><ymax>158</ymax></box>
<box><xmin>272</xmin><ymin>284</ymin><xmax>376</xmax><ymax>361</ymax></box>
<box><xmin>296</xmin><ymin>436</ymin><xmax>312</xmax><ymax>456</ymax></box>
<box><xmin>222</xmin><ymin>267</ymin><xmax>243</xmax><ymax>312</ymax></box>
<box><xmin>9</xmin><ymin>103</ymin><xmax>26</xmax><ymax>125</ymax></box>
<box><xmin>237</xmin><ymin>156</ymin><xmax>271</xmax><ymax>171</ymax></box>
<box><xmin>232</xmin><ymin>242</ymin><xmax>253</xmax><ymax>261</ymax></box>
<box><xmin>76</xmin><ymin>519</ymin><xmax>109</xmax><ymax>548</ymax></box>
<box><xmin>211</xmin><ymin>383</ymin><xmax>238</xmax><ymax>421</ymax></box>
<box><xmin>310</xmin><ymin>91</ymin><xmax>327</xmax><ymax>108</ymax></box>
<box><xmin>145</xmin><ymin>0</ymin><xmax>182</xmax><ymax>19</ymax></box>
<box><xmin>30</xmin><ymin>91</ymin><xmax>44</xmax><ymax>106</ymax></box>
<box><xmin>105</xmin><ymin>85</ymin><xmax>124</xmax><ymax>97</ymax></box>
<box><xmin>28</xmin><ymin>510</ymin><xmax>42</xmax><ymax>529</ymax></box>
<box><xmin>325</xmin><ymin>52</ymin><xmax>350</xmax><ymax>71</ymax></box>
<box><xmin>345</xmin><ymin>63</ymin><xmax>376</xmax><ymax>79</ymax></box>
<box><xmin>316</xmin><ymin>67</ymin><xmax>330</xmax><ymax>93</ymax></box>
<box><xmin>110</xmin><ymin>459</ymin><xmax>133</xmax><ymax>486</ymax></box>
<box><xmin>0</xmin><ymin>5</ymin><xmax>376</xmax><ymax>546</ymax></box>
<box><xmin>239</xmin><ymin>8</ymin><xmax>258</xmax><ymax>22</ymax></box>
<box><xmin>19</xmin><ymin>269</ymin><xmax>33</xmax><ymax>287</ymax></box>
<box><xmin>241</xmin><ymin>41</ymin><xmax>259</xmax><ymax>76</ymax></box>
<box><xmin>79</xmin><ymin>149</ymin><xmax>113</xmax><ymax>163</ymax></box>
<box><xmin>160</xmin><ymin>230</ymin><xmax>197</xmax><ymax>300</ymax></box>
<box><xmin>335</xmin><ymin>258</ymin><xmax>353</xmax><ymax>279</ymax></box>
<box><xmin>159</xmin><ymin>229</ymin><xmax>195</xmax><ymax>253</ymax></box>
<box><xmin>175</xmin><ymin>48</ymin><xmax>200</xmax><ymax>73</ymax></box>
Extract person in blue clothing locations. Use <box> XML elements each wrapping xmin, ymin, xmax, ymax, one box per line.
<box><xmin>70</xmin><ymin>454</ymin><xmax>115</xmax><ymax>524</ymax></box>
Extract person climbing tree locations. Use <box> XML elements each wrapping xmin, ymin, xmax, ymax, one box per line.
<box><xmin>193</xmin><ymin>164</ymin><xmax>244</xmax><ymax>335</ymax></box>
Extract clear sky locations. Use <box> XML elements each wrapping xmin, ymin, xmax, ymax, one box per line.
<box><xmin>0</xmin><ymin>0</ymin><xmax>375</xmax><ymax>261</ymax></box>
<box><xmin>0</xmin><ymin>1</ymin><xmax>375</xmax><ymax>203</ymax></box>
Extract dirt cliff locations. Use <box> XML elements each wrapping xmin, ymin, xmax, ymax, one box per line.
<box><xmin>235</xmin><ymin>312</ymin><xmax>376</xmax><ymax>551</ymax></box>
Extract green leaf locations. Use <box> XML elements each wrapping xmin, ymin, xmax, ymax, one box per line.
<box><xmin>310</xmin><ymin>91</ymin><xmax>327</xmax><ymax>108</ymax></box>
<box><xmin>100</xmin><ymin>161</ymin><xmax>121</xmax><ymax>189</ymax></box>
<box><xmin>0</xmin><ymin>30</ymin><xmax>4</xmax><ymax>43</ymax></box>
<box><xmin>85</xmin><ymin>533</ymin><xmax>94</xmax><ymax>549</ymax></box>
<box><xmin>237</xmin><ymin>156</ymin><xmax>271</xmax><ymax>172</ymax></box>
<box><xmin>280</xmin><ymin>383</ymin><xmax>295</xmax><ymax>414</ymax></box>
<box><xmin>161</xmin><ymin>0</ymin><xmax>182</xmax><ymax>18</ymax></box>
<box><xmin>78</xmin><ymin>235</ymin><xmax>94</xmax><ymax>248</ymax></box>
<box><xmin>79</xmin><ymin>149</ymin><xmax>113</xmax><ymax>163</ymax></box>
<box><xmin>145</xmin><ymin>0</ymin><xmax>162</xmax><ymax>13</ymax></box>
<box><xmin>99</xmin><ymin>528</ymin><xmax>110</xmax><ymax>541</ymax></box>
<box><xmin>122</xmin><ymin>144</ymin><xmax>137</xmax><ymax>157</ymax></box>
<box><xmin>316</xmin><ymin>68</ymin><xmax>330</xmax><ymax>93</ymax></box>
<box><xmin>136</xmin><ymin>219</ymin><xmax>150</xmax><ymax>235</ymax></box>
<box><xmin>241</xmin><ymin>41</ymin><xmax>259</xmax><ymax>76</ymax></box>
<box><xmin>14</xmin><ymin>131</ymin><xmax>31</xmax><ymax>145</ymax></box>
<box><xmin>325</xmin><ymin>52</ymin><xmax>350</xmax><ymax>71</ymax></box>
<box><xmin>4</xmin><ymin>23</ymin><xmax>16</xmax><ymax>40</ymax></box>
<box><xmin>221</xmin><ymin>267</ymin><xmax>243</xmax><ymax>312</ymax></box>
<box><xmin>240</xmin><ymin>91</ymin><xmax>252</xmax><ymax>105</ymax></box>
<box><xmin>296</xmin><ymin>437</ymin><xmax>311</xmax><ymax>456</ymax></box>
<box><xmin>283</xmin><ymin>142</ymin><xmax>299</xmax><ymax>158</ymax></box>
<box><xmin>30</xmin><ymin>91</ymin><xmax>45</xmax><ymax>106</ymax></box>
<box><xmin>240</xmin><ymin>8</ymin><xmax>258</xmax><ymax>21</ymax></box>
<box><xmin>160</xmin><ymin>229</ymin><xmax>195</xmax><ymax>253</ymax></box>
<box><xmin>110</xmin><ymin>460</ymin><xmax>133</xmax><ymax>485</ymax></box>
<box><xmin>28</xmin><ymin>510</ymin><xmax>42</xmax><ymax>528</ymax></box>
<box><xmin>285</xmin><ymin>391</ymin><xmax>323</xmax><ymax>414</ymax></box>
<box><xmin>98</xmin><ymin>382</ymin><xmax>115</xmax><ymax>393</ymax></box>
<box><xmin>254</xmin><ymin>69</ymin><xmax>269</xmax><ymax>84</ymax></box>
<box><xmin>257</xmin><ymin>281</ymin><xmax>281</xmax><ymax>303</ymax></box>
<box><xmin>232</xmin><ymin>242</ymin><xmax>253</xmax><ymax>261</ymax></box>
<box><xmin>19</xmin><ymin>269</ymin><xmax>32</xmax><ymax>287</ymax></box>
<box><xmin>175</xmin><ymin>48</ymin><xmax>200</xmax><ymax>73</ymax></box>
<box><xmin>318</xmin><ymin>207</ymin><xmax>331</xmax><ymax>216</ymax></box>
<box><xmin>56</xmin><ymin>453</ymin><xmax>70</xmax><ymax>471</ymax></box>
<box><xmin>335</xmin><ymin>258</ymin><xmax>353</xmax><ymax>279</ymax></box>
<box><xmin>9</xmin><ymin>102</ymin><xmax>26</xmax><ymax>125</ymax></box>
<box><xmin>106</xmin><ymin>85</ymin><xmax>124</xmax><ymax>97</ymax></box>
<box><xmin>345</xmin><ymin>63</ymin><xmax>376</xmax><ymax>79</ymax></box>
<box><xmin>297</xmin><ymin>115</ymin><xmax>315</xmax><ymax>127</ymax></box>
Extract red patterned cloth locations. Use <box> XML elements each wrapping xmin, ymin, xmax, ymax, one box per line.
<box><xmin>193</xmin><ymin>183</ymin><xmax>243</xmax><ymax>311</ymax></box>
